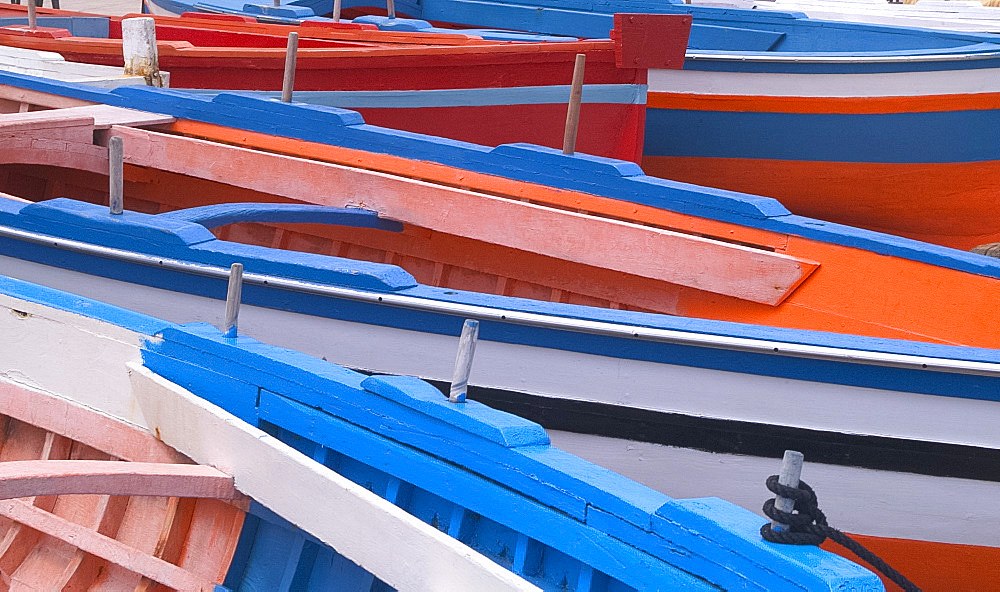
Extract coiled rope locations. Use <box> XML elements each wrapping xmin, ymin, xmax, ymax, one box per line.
<box><xmin>760</xmin><ymin>475</ymin><xmax>921</xmax><ymax>592</ymax></box>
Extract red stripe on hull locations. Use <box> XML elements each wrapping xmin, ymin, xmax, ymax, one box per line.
<box><xmin>648</xmin><ymin>91</ymin><xmax>1000</xmax><ymax>115</ymax></box>
<box><xmin>643</xmin><ymin>155</ymin><xmax>1000</xmax><ymax>250</ymax></box>
<box><xmin>359</xmin><ymin>103</ymin><xmax>645</xmax><ymax>162</ymax></box>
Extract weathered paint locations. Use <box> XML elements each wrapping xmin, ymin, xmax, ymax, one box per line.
<box><xmin>0</xmin><ymin>499</ymin><xmax>220</xmax><ymax>590</ymax></box>
<box><xmin>0</xmin><ymin>45</ymin><xmax>156</xmax><ymax>88</ymax></box>
<box><xmin>130</xmin><ymin>365</ymin><xmax>544</xmax><ymax>592</ymax></box>
<box><xmin>0</xmin><ymin>16</ymin><xmax>661</xmax><ymax>162</ymax></box>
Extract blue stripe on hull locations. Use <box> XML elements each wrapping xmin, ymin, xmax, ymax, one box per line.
<box><xmin>682</xmin><ymin>51</ymin><xmax>1000</xmax><ymax>74</ymax></box>
<box><xmin>180</xmin><ymin>84</ymin><xmax>647</xmax><ymax>108</ymax></box>
<box><xmin>644</xmin><ymin>106</ymin><xmax>1000</xmax><ymax>163</ymax></box>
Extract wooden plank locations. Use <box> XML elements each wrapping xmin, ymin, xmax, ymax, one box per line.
<box><xmin>0</xmin><ymin>104</ymin><xmax>173</xmax><ymax>128</ymax></box>
<box><xmin>0</xmin><ymin>499</ymin><xmax>217</xmax><ymax>591</ymax></box>
<box><xmin>128</xmin><ymin>363</ymin><xmax>542</xmax><ymax>592</ymax></box>
<box><xmin>0</xmin><ymin>460</ymin><xmax>236</xmax><ymax>500</ymax></box>
<box><xmin>0</xmin><ymin>381</ymin><xmax>185</xmax><ymax>464</ymax></box>
<box><xmin>111</xmin><ymin>125</ymin><xmax>820</xmax><ymax>305</ymax></box>
<box><xmin>0</xmin><ymin>83</ymin><xmax>94</xmax><ymax>109</ymax></box>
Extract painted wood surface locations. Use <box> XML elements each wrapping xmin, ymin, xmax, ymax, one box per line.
<box><xmin>0</xmin><ymin>275</ymin><xmax>883</xmax><ymax>590</ymax></box>
<box><xmin>0</xmin><ymin>103</ymin><xmax>173</xmax><ymax>127</ymax></box>
<box><xmin>0</xmin><ymin>460</ymin><xmax>235</xmax><ymax>500</ymax></box>
<box><xmin>0</xmin><ymin>45</ymin><xmax>157</xmax><ymax>88</ymax></box>
<box><xmin>0</xmin><ymin>94</ymin><xmax>997</xmax><ymax>348</ymax></box>
<box><xmin>0</xmin><ymin>499</ymin><xmax>220</xmax><ymax>590</ymax></box>
<box><xmin>110</xmin><ymin>125</ymin><xmax>820</xmax><ymax>306</ymax></box>
<box><xmin>0</xmin><ymin>8</ymin><xmax>655</xmax><ymax>162</ymax></box>
<box><xmin>124</xmin><ymin>0</ymin><xmax>1000</xmax><ymax>248</ymax></box>
<box><xmin>128</xmin><ymin>364</ymin><xmax>544</xmax><ymax>592</ymax></box>
<box><xmin>0</xmin><ymin>379</ymin><xmax>244</xmax><ymax>589</ymax></box>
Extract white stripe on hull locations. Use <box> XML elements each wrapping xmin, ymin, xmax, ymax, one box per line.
<box><xmin>3</xmin><ymin>276</ymin><xmax>995</xmax><ymax>549</ymax></box>
<box><xmin>548</xmin><ymin>429</ymin><xmax>1000</xmax><ymax>546</ymax></box>
<box><xmin>649</xmin><ymin>66</ymin><xmax>1000</xmax><ymax>97</ymax></box>
<box><xmin>5</xmin><ymin>254</ymin><xmax>1000</xmax><ymax>451</ymax></box>
<box><xmin>0</xmin><ymin>287</ymin><xmax>539</xmax><ymax>592</ymax></box>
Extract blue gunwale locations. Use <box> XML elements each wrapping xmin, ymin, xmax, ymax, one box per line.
<box><xmin>0</xmin><ymin>272</ymin><xmax>883</xmax><ymax>590</ymax></box>
<box><xmin>3</xmin><ymin>71</ymin><xmax>1000</xmax><ymax>280</ymax></box>
<box><xmin>2</xmin><ymin>198</ymin><xmax>1000</xmax><ymax>405</ymax></box>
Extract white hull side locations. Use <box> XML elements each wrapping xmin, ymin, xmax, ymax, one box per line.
<box><xmin>0</xmin><ymin>286</ymin><xmax>539</xmax><ymax>592</ymax></box>
<box><xmin>4</xmin><ymin>254</ymin><xmax>1000</xmax><ymax>451</ymax></box>
<box><xmin>548</xmin><ymin>429</ymin><xmax>1000</xmax><ymax>547</ymax></box>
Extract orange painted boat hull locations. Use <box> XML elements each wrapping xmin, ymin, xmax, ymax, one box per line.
<box><xmin>643</xmin><ymin>155</ymin><xmax>1000</xmax><ymax>251</ymax></box>
<box><xmin>3</xmin><ymin>88</ymin><xmax>1000</xmax><ymax>350</ymax></box>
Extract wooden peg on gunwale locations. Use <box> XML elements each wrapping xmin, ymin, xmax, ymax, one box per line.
<box><xmin>281</xmin><ymin>32</ymin><xmax>299</xmax><ymax>103</ymax></box>
<box><xmin>223</xmin><ymin>263</ymin><xmax>244</xmax><ymax>338</ymax></box>
<box><xmin>771</xmin><ymin>450</ymin><xmax>804</xmax><ymax>533</ymax></box>
<box><xmin>26</xmin><ymin>0</ymin><xmax>36</xmax><ymax>30</ymax></box>
<box><xmin>449</xmin><ymin>319</ymin><xmax>479</xmax><ymax>403</ymax></box>
<box><xmin>108</xmin><ymin>136</ymin><xmax>124</xmax><ymax>215</ymax></box>
<box><xmin>562</xmin><ymin>54</ymin><xmax>586</xmax><ymax>155</ymax></box>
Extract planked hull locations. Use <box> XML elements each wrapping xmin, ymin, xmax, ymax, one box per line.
<box><xmin>7</xmin><ymin>99</ymin><xmax>1000</xmax><ymax>350</ymax></box>
<box><xmin>0</xmin><ymin>203</ymin><xmax>994</xmax><ymax>591</ymax></box>
<box><xmin>183</xmin><ymin>0</ymin><xmax>1000</xmax><ymax>250</ymax></box>
<box><xmin>0</xmin><ymin>273</ymin><xmax>883</xmax><ymax>591</ymax></box>
<box><xmin>0</xmin><ymin>9</ymin><xmax>666</xmax><ymax>163</ymax></box>
<box><xmin>0</xmin><ymin>380</ymin><xmax>244</xmax><ymax>590</ymax></box>
<box><xmin>644</xmin><ymin>64</ymin><xmax>1000</xmax><ymax>249</ymax></box>
<box><xmin>548</xmin><ymin>430</ymin><xmax>1000</xmax><ymax>592</ymax></box>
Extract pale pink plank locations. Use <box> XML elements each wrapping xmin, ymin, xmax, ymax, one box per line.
<box><xmin>0</xmin><ymin>105</ymin><xmax>172</xmax><ymax>129</ymax></box>
<box><xmin>0</xmin><ymin>113</ymin><xmax>96</xmax><ymax>132</ymax></box>
<box><xmin>0</xmin><ymin>382</ymin><xmax>186</xmax><ymax>464</ymax></box>
<box><xmin>0</xmin><ymin>500</ymin><xmax>217</xmax><ymax>590</ymax></box>
<box><xmin>90</xmin><ymin>496</ymin><xmax>172</xmax><ymax>590</ymax></box>
<box><xmin>0</xmin><ymin>84</ymin><xmax>93</xmax><ymax>109</ymax></box>
<box><xmin>173</xmin><ymin>499</ymin><xmax>245</xmax><ymax>583</ymax></box>
<box><xmin>0</xmin><ymin>461</ymin><xmax>235</xmax><ymax>501</ymax></box>
<box><xmin>111</xmin><ymin>125</ymin><xmax>819</xmax><ymax>305</ymax></box>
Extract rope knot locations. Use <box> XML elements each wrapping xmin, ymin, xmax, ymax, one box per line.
<box><xmin>759</xmin><ymin>473</ymin><xmax>922</xmax><ymax>591</ymax></box>
<box><xmin>760</xmin><ymin>475</ymin><xmax>827</xmax><ymax>545</ymax></box>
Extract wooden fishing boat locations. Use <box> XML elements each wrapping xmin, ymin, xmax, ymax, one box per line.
<box><xmin>2</xmin><ymin>192</ymin><xmax>997</xmax><ymax>590</ymax></box>
<box><xmin>0</xmin><ymin>378</ymin><xmax>243</xmax><ymax>589</ymax></box>
<box><xmin>1</xmin><ymin>76</ymin><xmax>997</xmax><ymax>587</ymax></box>
<box><xmin>0</xmin><ymin>8</ymin><xmax>690</xmax><ymax>164</ymax></box>
<box><xmin>146</xmin><ymin>0</ymin><xmax>1000</xmax><ymax>250</ymax></box>
<box><xmin>3</xmin><ymin>75</ymin><xmax>1000</xmax><ymax>351</ymax></box>
<box><xmin>0</xmin><ymin>273</ymin><xmax>883</xmax><ymax>590</ymax></box>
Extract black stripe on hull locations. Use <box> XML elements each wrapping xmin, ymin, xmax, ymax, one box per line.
<box><xmin>424</xmin><ymin>382</ymin><xmax>1000</xmax><ymax>483</ymax></box>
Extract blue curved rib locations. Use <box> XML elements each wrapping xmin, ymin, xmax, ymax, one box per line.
<box><xmin>157</xmin><ymin>203</ymin><xmax>404</xmax><ymax>232</ymax></box>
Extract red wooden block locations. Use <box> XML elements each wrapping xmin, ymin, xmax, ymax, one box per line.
<box><xmin>0</xmin><ymin>25</ymin><xmax>71</xmax><ymax>39</ymax></box>
<box><xmin>611</xmin><ymin>13</ymin><xmax>691</xmax><ymax>70</ymax></box>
